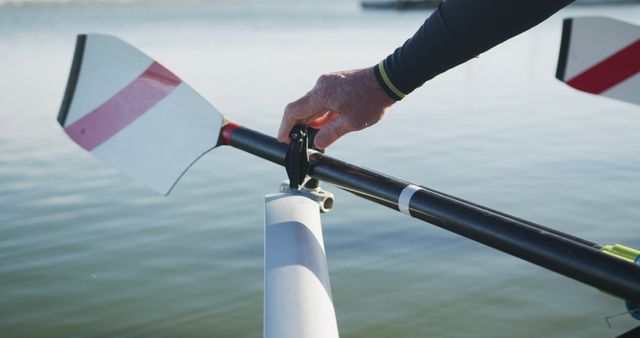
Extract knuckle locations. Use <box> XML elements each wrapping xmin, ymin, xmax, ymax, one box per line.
<box><xmin>284</xmin><ymin>100</ymin><xmax>306</xmax><ymax>118</ymax></box>
<box><xmin>315</xmin><ymin>74</ymin><xmax>335</xmax><ymax>93</ymax></box>
<box><xmin>284</xmin><ymin>102</ymin><xmax>296</xmax><ymax>114</ymax></box>
<box><xmin>317</xmin><ymin>73</ymin><xmax>332</xmax><ymax>84</ymax></box>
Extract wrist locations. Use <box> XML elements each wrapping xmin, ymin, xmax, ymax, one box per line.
<box><xmin>365</xmin><ymin>66</ymin><xmax>399</xmax><ymax>106</ymax></box>
<box><xmin>372</xmin><ymin>62</ymin><xmax>406</xmax><ymax>101</ymax></box>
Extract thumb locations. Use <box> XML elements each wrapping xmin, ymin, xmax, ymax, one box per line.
<box><xmin>314</xmin><ymin>115</ymin><xmax>352</xmax><ymax>149</ymax></box>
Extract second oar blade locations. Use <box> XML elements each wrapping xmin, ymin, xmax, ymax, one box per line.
<box><xmin>57</xmin><ymin>34</ymin><xmax>224</xmax><ymax>195</ymax></box>
<box><xmin>556</xmin><ymin>17</ymin><xmax>640</xmax><ymax>106</ymax></box>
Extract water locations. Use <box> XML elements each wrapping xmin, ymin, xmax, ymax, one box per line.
<box><xmin>1</xmin><ymin>1</ymin><xmax>640</xmax><ymax>337</ymax></box>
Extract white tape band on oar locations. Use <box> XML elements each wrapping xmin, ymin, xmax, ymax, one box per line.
<box><xmin>398</xmin><ymin>184</ymin><xmax>423</xmax><ymax>216</ymax></box>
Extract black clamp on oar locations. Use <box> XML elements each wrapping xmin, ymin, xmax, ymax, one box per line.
<box><xmin>284</xmin><ymin>124</ymin><xmax>309</xmax><ymax>190</ymax></box>
<box><xmin>282</xmin><ymin>126</ymin><xmax>334</xmax><ymax>212</ymax></box>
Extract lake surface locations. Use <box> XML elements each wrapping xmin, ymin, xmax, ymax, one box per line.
<box><xmin>1</xmin><ymin>1</ymin><xmax>640</xmax><ymax>337</ymax></box>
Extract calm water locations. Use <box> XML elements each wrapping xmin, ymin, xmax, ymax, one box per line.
<box><xmin>1</xmin><ymin>1</ymin><xmax>640</xmax><ymax>337</ymax></box>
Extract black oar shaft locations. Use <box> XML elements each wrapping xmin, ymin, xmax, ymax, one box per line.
<box><xmin>225</xmin><ymin>124</ymin><xmax>288</xmax><ymax>165</ymax></box>
<box><xmin>225</xmin><ymin>124</ymin><xmax>640</xmax><ymax>303</ymax></box>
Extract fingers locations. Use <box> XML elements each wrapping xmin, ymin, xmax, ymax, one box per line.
<box><xmin>313</xmin><ymin>115</ymin><xmax>352</xmax><ymax>149</ymax></box>
<box><xmin>308</xmin><ymin>111</ymin><xmax>340</xmax><ymax>129</ymax></box>
<box><xmin>278</xmin><ymin>92</ymin><xmax>326</xmax><ymax>143</ymax></box>
<box><xmin>279</xmin><ymin>68</ymin><xmax>394</xmax><ymax>148</ymax></box>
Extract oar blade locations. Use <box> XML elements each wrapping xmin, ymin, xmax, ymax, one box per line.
<box><xmin>58</xmin><ymin>34</ymin><xmax>223</xmax><ymax>195</ymax></box>
<box><xmin>556</xmin><ymin>17</ymin><xmax>640</xmax><ymax>106</ymax></box>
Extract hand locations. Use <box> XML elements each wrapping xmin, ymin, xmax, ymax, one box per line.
<box><xmin>278</xmin><ymin>67</ymin><xmax>396</xmax><ymax>149</ymax></box>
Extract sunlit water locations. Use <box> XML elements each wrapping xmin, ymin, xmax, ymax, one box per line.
<box><xmin>1</xmin><ymin>1</ymin><xmax>640</xmax><ymax>337</ymax></box>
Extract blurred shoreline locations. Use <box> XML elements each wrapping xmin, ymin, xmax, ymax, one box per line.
<box><xmin>0</xmin><ymin>0</ymin><xmax>268</xmax><ymax>7</ymax></box>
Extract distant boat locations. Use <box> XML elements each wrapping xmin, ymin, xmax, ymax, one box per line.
<box><xmin>361</xmin><ymin>0</ymin><xmax>439</xmax><ymax>10</ymax></box>
<box><xmin>361</xmin><ymin>0</ymin><xmax>640</xmax><ymax>10</ymax></box>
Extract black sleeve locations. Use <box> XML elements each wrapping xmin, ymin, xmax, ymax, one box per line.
<box><xmin>373</xmin><ymin>0</ymin><xmax>574</xmax><ymax>100</ymax></box>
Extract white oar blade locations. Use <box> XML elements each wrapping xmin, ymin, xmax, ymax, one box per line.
<box><xmin>556</xmin><ymin>17</ymin><xmax>640</xmax><ymax>106</ymax></box>
<box><xmin>58</xmin><ymin>34</ymin><xmax>223</xmax><ymax>195</ymax></box>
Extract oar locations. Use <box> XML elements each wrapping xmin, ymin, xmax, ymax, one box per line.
<box><xmin>58</xmin><ymin>34</ymin><xmax>640</xmax><ymax>308</ymax></box>
<box><xmin>58</xmin><ymin>34</ymin><xmax>223</xmax><ymax>195</ymax></box>
<box><xmin>556</xmin><ymin>17</ymin><xmax>640</xmax><ymax>106</ymax></box>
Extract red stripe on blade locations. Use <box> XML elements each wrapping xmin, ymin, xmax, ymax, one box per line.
<box><xmin>64</xmin><ymin>62</ymin><xmax>181</xmax><ymax>151</ymax></box>
<box><xmin>566</xmin><ymin>39</ymin><xmax>640</xmax><ymax>94</ymax></box>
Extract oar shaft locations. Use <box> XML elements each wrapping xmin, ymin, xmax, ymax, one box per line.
<box><xmin>221</xmin><ymin>122</ymin><xmax>288</xmax><ymax>165</ymax></box>
<box><xmin>313</xmin><ymin>155</ymin><xmax>640</xmax><ymax>302</ymax></box>
<box><xmin>222</xmin><ymin>123</ymin><xmax>640</xmax><ymax>303</ymax></box>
